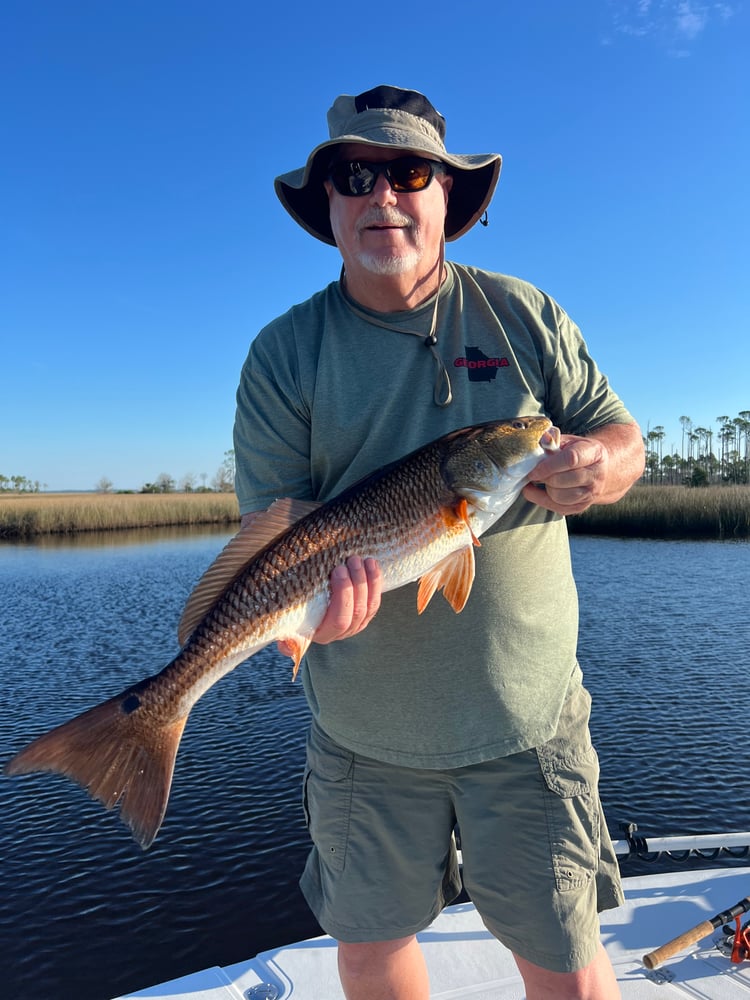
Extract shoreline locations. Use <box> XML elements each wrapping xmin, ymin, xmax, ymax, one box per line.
<box><xmin>1</xmin><ymin>485</ymin><xmax>748</xmax><ymax>541</ymax></box>
<box><xmin>0</xmin><ymin>492</ymin><xmax>240</xmax><ymax>540</ymax></box>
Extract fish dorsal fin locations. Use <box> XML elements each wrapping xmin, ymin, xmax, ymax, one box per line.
<box><xmin>177</xmin><ymin>497</ymin><xmax>321</xmax><ymax>646</ymax></box>
<box><xmin>416</xmin><ymin>545</ymin><xmax>476</xmax><ymax>615</ymax></box>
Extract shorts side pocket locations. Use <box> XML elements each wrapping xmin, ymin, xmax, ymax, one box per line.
<box><xmin>535</xmin><ymin>742</ymin><xmax>601</xmax><ymax>892</ymax></box>
<box><xmin>303</xmin><ymin>724</ymin><xmax>355</xmax><ymax>874</ymax></box>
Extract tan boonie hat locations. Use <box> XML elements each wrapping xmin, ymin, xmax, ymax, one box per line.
<box><xmin>275</xmin><ymin>84</ymin><xmax>502</xmax><ymax>246</ymax></box>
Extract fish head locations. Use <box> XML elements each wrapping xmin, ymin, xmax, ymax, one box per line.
<box><xmin>441</xmin><ymin>416</ymin><xmax>560</xmax><ymax>512</ymax></box>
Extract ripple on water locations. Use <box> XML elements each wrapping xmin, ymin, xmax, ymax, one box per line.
<box><xmin>1</xmin><ymin>533</ymin><xmax>748</xmax><ymax>999</ymax></box>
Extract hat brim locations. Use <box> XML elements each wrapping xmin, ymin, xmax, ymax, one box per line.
<box><xmin>275</xmin><ymin>137</ymin><xmax>502</xmax><ymax>246</ymax></box>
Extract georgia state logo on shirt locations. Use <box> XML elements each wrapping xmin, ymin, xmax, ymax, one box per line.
<box><xmin>453</xmin><ymin>346</ymin><xmax>510</xmax><ymax>382</ymax></box>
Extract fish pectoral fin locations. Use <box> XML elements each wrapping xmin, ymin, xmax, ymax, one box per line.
<box><xmin>278</xmin><ymin>634</ymin><xmax>314</xmax><ymax>681</ymax></box>
<box><xmin>417</xmin><ymin>546</ymin><xmax>476</xmax><ymax>615</ymax></box>
<box><xmin>177</xmin><ymin>497</ymin><xmax>322</xmax><ymax>646</ymax></box>
<box><xmin>454</xmin><ymin>497</ymin><xmax>481</xmax><ymax>547</ymax></box>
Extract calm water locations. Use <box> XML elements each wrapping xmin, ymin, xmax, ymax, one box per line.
<box><xmin>1</xmin><ymin>530</ymin><xmax>748</xmax><ymax>999</ymax></box>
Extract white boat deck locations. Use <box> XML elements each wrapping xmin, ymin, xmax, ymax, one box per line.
<box><xmin>121</xmin><ymin>865</ymin><xmax>750</xmax><ymax>999</ymax></box>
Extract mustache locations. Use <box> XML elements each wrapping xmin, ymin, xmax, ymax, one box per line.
<box><xmin>356</xmin><ymin>208</ymin><xmax>415</xmax><ymax>232</ymax></box>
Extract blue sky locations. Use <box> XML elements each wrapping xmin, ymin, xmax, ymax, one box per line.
<box><xmin>2</xmin><ymin>0</ymin><xmax>747</xmax><ymax>491</ymax></box>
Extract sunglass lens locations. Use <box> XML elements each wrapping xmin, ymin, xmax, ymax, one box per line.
<box><xmin>389</xmin><ymin>158</ymin><xmax>433</xmax><ymax>192</ymax></box>
<box><xmin>329</xmin><ymin>162</ymin><xmax>376</xmax><ymax>196</ymax></box>
<box><xmin>328</xmin><ymin>157</ymin><xmax>440</xmax><ymax>196</ymax></box>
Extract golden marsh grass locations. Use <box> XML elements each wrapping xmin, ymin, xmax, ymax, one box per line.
<box><xmin>571</xmin><ymin>485</ymin><xmax>750</xmax><ymax>539</ymax></box>
<box><xmin>0</xmin><ymin>492</ymin><xmax>240</xmax><ymax>539</ymax></box>
<box><xmin>1</xmin><ymin>486</ymin><xmax>748</xmax><ymax>541</ymax></box>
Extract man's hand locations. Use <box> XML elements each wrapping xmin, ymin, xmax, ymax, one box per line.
<box><xmin>523</xmin><ymin>421</ymin><xmax>644</xmax><ymax>516</ymax></box>
<box><xmin>277</xmin><ymin>555</ymin><xmax>383</xmax><ymax>658</ymax></box>
<box><xmin>313</xmin><ymin>556</ymin><xmax>383</xmax><ymax>644</ymax></box>
<box><xmin>240</xmin><ymin>512</ymin><xmax>383</xmax><ymax>655</ymax></box>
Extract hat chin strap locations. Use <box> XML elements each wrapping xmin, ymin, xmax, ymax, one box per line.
<box><xmin>340</xmin><ymin>236</ymin><xmax>453</xmax><ymax>408</ymax></box>
<box><xmin>421</xmin><ymin>237</ymin><xmax>452</xmax><ymax>407</ymax></box>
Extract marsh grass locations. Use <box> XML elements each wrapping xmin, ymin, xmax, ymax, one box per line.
<box><xmin>0</xmin><ymin>492</ymin><xmax>240</xmax><ymax>539</ymax></box>
<box><xmin>570</xmin><ymin>485</ymin><xmax>750</xmax><ymax>539</ymax></box>
<box><xmin>2</xmin><ymin>486</ymin><xmax>749</xmax><ymax>541</ymax></box>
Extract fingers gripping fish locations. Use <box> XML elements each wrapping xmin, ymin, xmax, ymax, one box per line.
<box><xmin>4</xmin><ymin>417</ymin><xmax>560</xmax><ymax>849</ymax></box>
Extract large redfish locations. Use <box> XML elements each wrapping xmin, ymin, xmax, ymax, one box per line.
<box><xmin>5</xmin><ymin>416</ymin><xmax>559</xmax><ymax>849</ymax></box>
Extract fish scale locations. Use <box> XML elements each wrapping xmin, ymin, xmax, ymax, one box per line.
<box><xmin>4</xmin><ymin>415</ymin><xmax>559</xmax><ymax>849</ymax></box>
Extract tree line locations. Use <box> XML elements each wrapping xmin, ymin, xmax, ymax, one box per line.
<box><xmin>643</xmin><ymin>411</ymin><xmax>750</xmax><ymax>486</ymax></box>
<box><xmin>0</xmin><ymin>475</ymin><xmax>42</xmax><ymax>493</ymax></box>
<box><xmin>2</xmin><ymin>451</ymin><xmax>237</xmax><ymax>496</ymax></box>
<box><xmin>101</xmin><ymin>450</ymin><xmax>237</xmax><ymax>494</ymax></box>
<box><xmin>7</xmin><ymin>422</ymin><xmax>750</xmax><ymax>496</ymax></box>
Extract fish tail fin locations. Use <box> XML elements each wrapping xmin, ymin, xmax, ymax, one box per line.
<box><xmin>4</xmin><ymin>693</ymin><xmax>187</xmax><ymax>850</ymax></box>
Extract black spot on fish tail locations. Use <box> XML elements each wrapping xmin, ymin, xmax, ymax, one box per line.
<box><xmin>120</xmin><ymin>675</ymin><xmax>155</xmax><ymax>715</ymax></box>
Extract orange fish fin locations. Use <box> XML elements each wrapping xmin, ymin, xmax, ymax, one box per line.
<box><xmin>454</xmin><ymin>497</ymin><xmax>481</xmax><ymax>547</ymax></box>
<box><xmin>278</xmin><ymin>635</ymin><xmax>313</xmax><ymax>681</ymax></box>
<box><xmin>4</xmin><ymin>690</ymin><xmax>188</xmax><ymax>850</ymax></box>
<box><xmin>417</xmin><ymin>546</ymin><xmax>476</xmax><ymax>615</ymax></box>
<box><xmin>177</xmin><ymin>497</ymin><xmax>321</xmax><ymax>645</ymax></box>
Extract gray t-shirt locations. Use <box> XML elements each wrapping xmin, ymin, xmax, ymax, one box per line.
<box><xmin>233</xmin><ymin>262</ymin><xmax>633</xmax><ymax>767</ymax></box>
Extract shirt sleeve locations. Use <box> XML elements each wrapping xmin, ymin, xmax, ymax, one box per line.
<box><xmin>233</xmin><ymin>317</ymin><xmax>313</xmax><ymax>515</ymax></box>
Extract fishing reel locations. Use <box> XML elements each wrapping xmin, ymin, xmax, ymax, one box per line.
<box><xmin>717</xmin><ymin>916</ymin><xmax>750</xmax><ymax>963</ymax></box>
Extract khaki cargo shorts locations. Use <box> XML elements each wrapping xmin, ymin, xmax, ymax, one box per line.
<box><xmin>299</xmin><ymin>680</ymin><xmax>624</xmax><ymax>973</ymax></box>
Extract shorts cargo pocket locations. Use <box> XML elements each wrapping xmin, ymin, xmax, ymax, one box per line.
<box><xmin>302</xmin><ymin>724</ymin><xmax>354</xmax><ymax>873</ymax></box>
<box><xmin>535</xmin><ymin>741</ymin><xmax>601</xmax><ymax>893</ymax></box>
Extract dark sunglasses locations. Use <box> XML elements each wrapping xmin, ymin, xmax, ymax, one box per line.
<box><xmin>327</xmin><ymin>155</ymin><xmax>447</xmax><ymax>197</ymax></box>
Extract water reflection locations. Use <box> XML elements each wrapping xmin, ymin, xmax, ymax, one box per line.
<box><xmin>570</xmin><ymin>535</ymin><xmax>750</xmax><ymax>838</ymax></box>
<box><xmin>4</xmin><ymin>522</ymin><xmax>235</xmax><ymax>551</ymax></box>
<box><xmin>0</xmin><ymin>531</ymin><xmax>748</xmax><ymax>999</ymax></box>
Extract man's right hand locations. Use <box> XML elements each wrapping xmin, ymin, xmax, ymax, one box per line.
<box><xmin>277</xmin><ymin>555</ymin><xmax>383</xmax><ymax>656</ymax></box>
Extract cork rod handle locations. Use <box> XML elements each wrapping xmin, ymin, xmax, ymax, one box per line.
<box><xmin>643</xmin><ymin>919</ymin><xmax>717</xmax><ymax>969</ymax></box>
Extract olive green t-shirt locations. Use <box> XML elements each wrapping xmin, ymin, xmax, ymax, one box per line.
<box><xmin>233</xmin><ymin>262</ymin><xmax>633</xmax><ymax>767</ymax></box>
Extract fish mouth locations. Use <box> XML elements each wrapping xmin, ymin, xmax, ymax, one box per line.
<box><xmin>540</xmin><ymin>426</ymin><xmax>561</xmax><ymax>452</ymax></box>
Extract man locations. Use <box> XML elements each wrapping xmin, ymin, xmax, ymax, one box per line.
<box><xmin>233</xmin><ymin>85</ymin><xmax>644</xmax><ymax>999</ymax></box>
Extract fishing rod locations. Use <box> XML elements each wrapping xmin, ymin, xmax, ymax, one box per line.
<box><xmin>643</xmin><ymin>895</ymin><xmax>750</xmax><ymax>969</ymax></box>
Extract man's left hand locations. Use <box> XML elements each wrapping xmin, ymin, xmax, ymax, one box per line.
<box><xmin>523</xmin><ymin>422</ymin><xmax>645</xmax><ymax>515</ymax></box>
